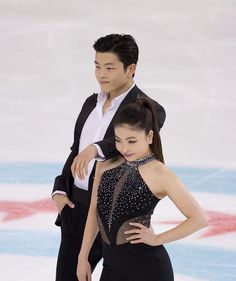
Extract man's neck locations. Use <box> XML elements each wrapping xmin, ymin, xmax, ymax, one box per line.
<box><xmin>108</xmin><ymin>81</ymin><xmax>134</xmax><ymax>101</ymax></box>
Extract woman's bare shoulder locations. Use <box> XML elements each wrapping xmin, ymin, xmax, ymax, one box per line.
<box><xmin>151</xmin><ymin>160</ymin><xmax>180</xmax><ymax>184</ymax></box>
<box><xmin>147</xmin><ymin>159</ymin><xmax>166</xmax><ymax>172</ymax></box>
<box><xmin>147</xmin><ymin>160</ymin><xmax>176</xmax><ymax>180</ymax></box>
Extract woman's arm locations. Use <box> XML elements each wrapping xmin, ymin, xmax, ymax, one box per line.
<box><xmin>125</xmin><ymin>165</ymin><xmax>208</xmax><ymax>246</ymax></box>
<box><xmin>153</xmin><ymin>169</ymin><xmax>208</xmax><ymax>245</ymax></box>
<box><xmin>76</xmin><ymin>161</ymin><xmax>102</xmax><ymax>281</ymax></box>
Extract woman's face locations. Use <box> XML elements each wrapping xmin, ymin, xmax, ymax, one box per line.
<box><xmin>115</xmin><ymin>124</ymin><xmax>153</xmax><ymax>161</ymax></box>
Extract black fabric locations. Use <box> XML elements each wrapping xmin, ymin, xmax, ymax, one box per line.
<box><xmin>97</xmin><ymin>155</ymin><xmax>174</xmax><ymax>280</ymax></box>
<box><xmin>71</xmin><ymin>184</ymin><xmax>90</xmax><ymax>206</ymax></box>
<box><xmin>55</xmin><ymin>201</ymin><xmax>102</xmax><ymax>281</ymax></box>
<box><xmin>53</xmin><ymin>86</ymin><xmax>166</xmax><ymax>280</ymax></box>
<box><xmin>100</xmin><ymin>242</ymin><xmax>174</xmax><ymax>281</ymax></box>
<box><xmin>97</xmin><ymin>155</ymin><xmax>160</xmax><ymax>245</ymax></box>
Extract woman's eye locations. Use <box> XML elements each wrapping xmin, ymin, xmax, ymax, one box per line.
<box><xmin>115</xmin><ymin>139</ymin><xmax>120</xmax><ymax>143</ymax></box>
<box><xmin>129</xmin><ymin>141</ymin><xmax>137</xmax><ymax>144</ymax></box>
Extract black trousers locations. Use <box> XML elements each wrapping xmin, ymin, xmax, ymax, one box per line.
<box><xmin>100</xmin><ymin>242</ymin><xmax>174</xmax><ymax>281</ymax></box>
<box><xmin>55</xmin><ymin>199</ymin><xmax>102</xmax><ymax>281</ymax></box>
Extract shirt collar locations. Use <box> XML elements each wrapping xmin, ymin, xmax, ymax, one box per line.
<box><xmin>97</xmin><ymin>83</ymin><xmax>135</xmax><ymax>106</ymax></box>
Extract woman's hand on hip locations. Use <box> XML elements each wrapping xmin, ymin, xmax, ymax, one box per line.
<box><xmin>124</xmin><ymin>222</ymin><xmax>160</xmax><ymax>246</ymax></box>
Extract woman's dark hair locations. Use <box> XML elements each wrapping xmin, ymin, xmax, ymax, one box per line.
<box><xmin>114</xmin><ymin>98</ymin><xmax>164</xmax><ymax>164</ymax></box>
<box><xmin>93</xmin><ymin>34</ymin><xmax>139</xmax><ymax>71</ymax></box>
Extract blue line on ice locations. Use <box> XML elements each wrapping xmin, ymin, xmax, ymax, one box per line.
<box><xmin>0</xmin><ymin>229</ymin><xmax>235</xmax><ymax>281</ymax></box>
<box><xmin>0</xmin><ymin>162</ymin><xmax>235</xmax><ymax>194</ymax></box>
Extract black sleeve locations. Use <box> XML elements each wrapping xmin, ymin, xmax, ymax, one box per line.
<box><xmin>51</xmin><ymin>96</ymin><xmax>94</xmax><ymax>195</ymax></box>
<box><xmin>52</xmin><ymin>148</ymin><xmax>77</xmax><ymax>194</ymax></box>
<box><xmin>153</xmin><ymin>100</ymin><xmax>166</xmax><ymax>130</ymax></box>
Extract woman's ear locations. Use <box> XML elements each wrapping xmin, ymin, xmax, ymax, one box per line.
<box><xmin>148</xmin><ymin>130</ymin><xmax>154</xmax><ymax>144</ymax></box>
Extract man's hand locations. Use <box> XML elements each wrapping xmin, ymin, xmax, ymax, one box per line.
<box><xmin>71</xmin><ymin>144</ymin><xmax>98</xmax><ymax>180</ymax></box>
<box><xmin>52</xmin><ymin>194</ymin><xmax>75</xmax><ymax>213</ymax></box>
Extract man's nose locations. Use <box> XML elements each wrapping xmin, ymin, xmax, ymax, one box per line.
<box><xmin>100</xmin><ymin>69</ymin><xmax>107</xmax><ymax>78</ymax></box>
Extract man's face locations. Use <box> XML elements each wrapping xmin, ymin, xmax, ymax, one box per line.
<box><xmin>95</xmin><ymin>52</ymin><xmax>135</xmax><ymax>95</ymax></box>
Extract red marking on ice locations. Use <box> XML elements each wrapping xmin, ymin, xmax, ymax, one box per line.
<box><xmin>202</xmin><ymin>210</ymin><xmax>236</xmax><ymax>237</ymax></box>
<box><xmin>1</xmin><ymin>200</ymin><xmax>236</xmax><ymax>238</ymax></box>
<box><xmin>158</xmin><ymin>210</ymin><xmax>236</xmax><ymax>238</ymax></box>
<box><xmin>0</xmin><ymin>199</ymin><xmax>57</xmax><ymax>221</ymax></box>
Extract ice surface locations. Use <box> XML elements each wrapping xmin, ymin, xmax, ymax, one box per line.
<box><xmin>0</xmin><ymin>1</ymin><xmax>236</xmax><ymax>280</ymax></box>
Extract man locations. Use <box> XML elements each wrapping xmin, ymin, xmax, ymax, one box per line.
<box><xmin>52</xmin><ymin>34</ymin><xmax>166</xmax><ymax>281</ymax></box>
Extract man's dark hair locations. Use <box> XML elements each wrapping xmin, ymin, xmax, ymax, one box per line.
<box><xmin>93</xmin><ymin>34</ymin><xmax>139</xmax><ymax>70</ymax></box>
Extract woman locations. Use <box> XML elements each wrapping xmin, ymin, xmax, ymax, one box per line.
<box><xmin>77</xmin><ymin>98</ymin><xmax>208</xmax><ymax>281</ymax></box>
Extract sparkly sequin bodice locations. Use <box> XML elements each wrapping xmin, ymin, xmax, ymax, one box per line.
<box><xmin>97</xmin><ymin>154</ymin><xmax>160</xmax><ymax>245</ymax></box>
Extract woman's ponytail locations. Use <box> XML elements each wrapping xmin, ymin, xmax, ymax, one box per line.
<box><xmin>114</xmin><ymin>97</ymin><xmax>164</xmax><ymax>164</ymax></box>
<box><xmin>136</xmin><ymin>98</ymin><xmax>164</xmax><ymax>164</ymax></box>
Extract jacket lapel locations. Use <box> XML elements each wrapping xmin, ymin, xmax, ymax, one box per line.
<box><xmin>78</xmin><ymin>94</ymin><xmax>97</xmax><ymax>132</ymax></box>
<box><xmin>72</xmin><ymin>94</ymin><xmax>97</xmax><ymax>151</ymax></box>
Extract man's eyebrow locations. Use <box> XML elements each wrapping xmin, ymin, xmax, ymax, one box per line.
<box><xmin>94</xmin><ymin>61</ymin><xmax>115</xmax><ymax>66</ymax></box>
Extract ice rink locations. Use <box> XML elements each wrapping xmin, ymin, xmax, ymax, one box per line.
<box><xmin>0</xmin><ymin>1</ymin><xmax>236</xmax><ymax>280</ymax></box>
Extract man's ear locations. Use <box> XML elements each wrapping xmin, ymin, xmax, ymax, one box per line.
<box><xmin>127</xmin><ymin>63</ymin><xmax>136</xmax><ymax>78</ymax></box>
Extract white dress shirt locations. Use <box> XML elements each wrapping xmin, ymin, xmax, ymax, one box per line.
<box><xmin>74</xmin><ymin>83</ymin><xmax>135</xmax><ymax>190</ymax></box>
